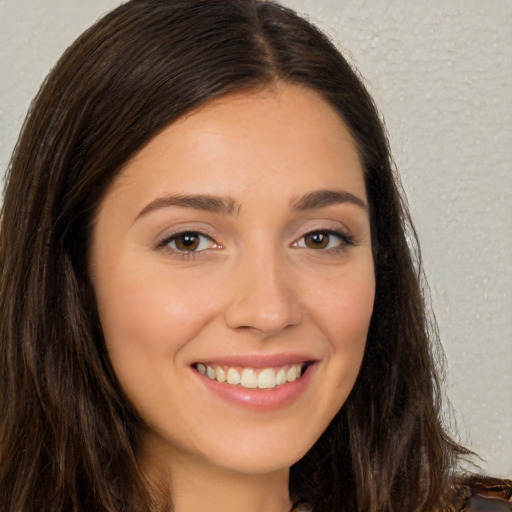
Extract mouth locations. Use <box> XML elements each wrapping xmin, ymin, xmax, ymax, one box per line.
<box><xmin>192</xmin><ymin>362</ymin><xmax>312</xmax><ymax>390</ymax></box>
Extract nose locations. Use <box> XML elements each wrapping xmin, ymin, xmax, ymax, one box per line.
<box><xmin>224</xmin><ymin>252</ymin><xmax>303</xmax><ymax>337</ymax></box>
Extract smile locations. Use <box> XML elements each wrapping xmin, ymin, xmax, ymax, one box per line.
<box><xmin>194</xmin><ymin>363</ymin><xmax>306</xmax><ymax>389</ymax></box>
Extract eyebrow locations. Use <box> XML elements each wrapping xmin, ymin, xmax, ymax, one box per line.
<box><xmin>290</xmin><ymin>189</ymin><xmax>368</xmax><ymax>212</ymax></box>
<box><xmin>135</xmin><ymin>193</ymin><xmax>240</xmax><ymax>221</ymax></box>
<box><xmin>135</xmin><ymin>188</ymin><xmax>368</xmax><ymax>222</ymax></box>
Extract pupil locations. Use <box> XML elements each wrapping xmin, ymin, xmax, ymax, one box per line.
<box><xmin>182</xmin><ymin>235</ymin><xmax>196</xmax><ymax>246</ymax></box>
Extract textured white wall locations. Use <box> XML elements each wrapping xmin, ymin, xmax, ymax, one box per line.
<box><xmin>1</xmin><ymin>0</ymin><xmax>510</xmax><ymax>478</ymax></box>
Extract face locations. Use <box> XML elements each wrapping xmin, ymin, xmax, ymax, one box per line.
<box><xmin>90</xmin><ymin>84</ymin><xmax>375</xmax><ymax>477</ymax></box>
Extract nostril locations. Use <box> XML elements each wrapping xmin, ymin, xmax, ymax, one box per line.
<box><xmin>225</xmin><ymin>299</ymin><xmax>302</xmax><ymax>335</ymax></box>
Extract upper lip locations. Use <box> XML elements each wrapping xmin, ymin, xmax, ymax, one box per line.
<box><xmin>191</xmin><ymin>353</ymin><xmax>318</xmax><ymax>369</ymax></box>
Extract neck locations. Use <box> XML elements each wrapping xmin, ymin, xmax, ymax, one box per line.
<box><xmin>171</xmin><ymin>463</ymin><xmax>291</xmax><ymax>512</ymax></box>
<box><xmin>139</xmin><ymin>436</ymin><xmax>293</xmax><ymax>512</ymax></box>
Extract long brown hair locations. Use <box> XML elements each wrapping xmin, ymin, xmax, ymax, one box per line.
<box><xmin>0</xmin><ymin>1</ymin><xmax>466</xmax><ymax>510</ymax></box>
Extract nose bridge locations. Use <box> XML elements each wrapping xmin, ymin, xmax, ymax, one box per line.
<box><xmin>224</xmin><ymin>243</ymin><xmax>302</xmax><ymax>336</ymax></box>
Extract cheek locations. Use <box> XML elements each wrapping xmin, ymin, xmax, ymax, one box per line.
<box><xmin>307</xmin><ymin>263</ymin><xmax>375</xmax><ymax>346</ymax></box>
<box><xmin>303</xmin><ymin>262</ymin><xmax>375</xmax><ymax>394</ymax></box>
<box><xmin>94</xmin><ymin>264</ymin><xmax>220</xmax><ymax>391</ymax></box>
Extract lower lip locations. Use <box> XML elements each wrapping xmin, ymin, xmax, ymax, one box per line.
<box><xmin>195</xmin><ymin>365</ymin><xmax>315</xmax><ymax>411</ymax></box>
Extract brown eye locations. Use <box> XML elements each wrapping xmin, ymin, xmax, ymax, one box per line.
<box><xmin>296</xmin><ymin>230</ymin><xmax>353</xmax><ymax>251</ymax></box>
<box><xmin>166</xmin><ymin>232</ymin><xmax>215</xmax><ymax>252</ymax></box>
<box><xmin>174</xmin><ymin>233</ymin><xmax>200</xmax><ymax>251</ymax></box>
<box><xmin>304</xmin><ymin>232</ymin><xmax>330</xmax><ymax>249</ymax></box>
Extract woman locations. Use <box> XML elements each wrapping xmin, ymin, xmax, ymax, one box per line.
<box><xmin>0</xmin><ymin>1</ymin><xmax>510</xmax><ymax>511</ymax></box>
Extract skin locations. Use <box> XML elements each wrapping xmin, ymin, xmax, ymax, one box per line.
<box><xmin>90</xmin><ymin>84</ymin><xmax>375</xmax><ymax>512</ymax></box>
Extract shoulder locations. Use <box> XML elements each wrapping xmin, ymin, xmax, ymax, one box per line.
<box><xmin>448</xmin><ymin>475</ymin><xmax>512</xmax><ymax>511</ymax></box>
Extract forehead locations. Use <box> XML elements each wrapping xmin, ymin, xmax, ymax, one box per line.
<box><xmin>104</xmin><ymin>83</ymin><xmax>366</xmax><ymax>213</ymax></box>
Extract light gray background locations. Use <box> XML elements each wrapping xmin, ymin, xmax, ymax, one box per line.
<box><xmin>0</xmin><ymin>0</ymin><xmax>510</xmax><ymax>478</ymax></box>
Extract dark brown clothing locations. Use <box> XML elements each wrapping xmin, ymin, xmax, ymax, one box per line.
<box><xmin>291</xmin><ymin>475</ymin><xmax>512</xmax><ymax>511</ymax></box>
<box><xmin>450</xmin><ymin>475</ymin><xmax>512</xmax><ymax>511</ymax></box>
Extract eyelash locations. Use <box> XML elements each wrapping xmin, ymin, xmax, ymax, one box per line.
<box><xmin>157</xmin><ymin>228</ymin><xmax>355</xmax><ymax>259</ymax></box>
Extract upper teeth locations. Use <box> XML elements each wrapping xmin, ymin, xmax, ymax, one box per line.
<box><xmin>195</xmin><ymin>363</ymin><xmax>304</xmax><ymax>389</ymax></box>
